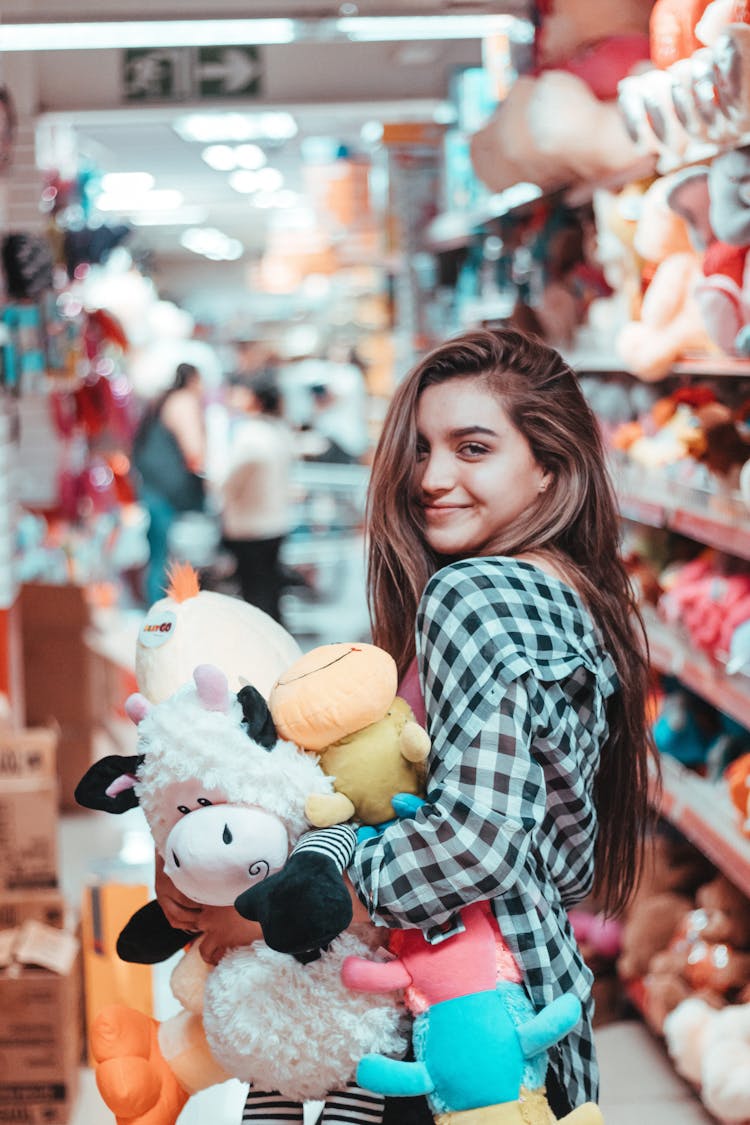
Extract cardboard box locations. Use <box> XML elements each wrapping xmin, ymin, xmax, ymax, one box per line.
<box><xmin>0</xmin><ymin>923</ymin><xmax>82</xmax><ymax>1125</ymax></box>
<box><xmin>0</xmin><ymin>727</ymin><xmax>58</xmax><ymax>890</ymax></box>
<box><xmin>0</xmin><ymin>889</ymin><xmax>65</xmax><ymax>931</ymax></box>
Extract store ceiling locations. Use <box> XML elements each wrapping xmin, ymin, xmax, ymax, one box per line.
<box><xmin>27</xmin><ymin>6</ymin><xmax>530</xmax><ymax>280</ymax></box>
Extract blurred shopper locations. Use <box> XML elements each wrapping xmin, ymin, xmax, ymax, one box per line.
<box><xmin>132</xmin><ymin>362</ymin><xmax>206</xmax><ymax>605</ymax></box>
<box><xmin>220</xmin><ymin>373</ymin><xmax>295</xmax><ymax>622</ymax></box>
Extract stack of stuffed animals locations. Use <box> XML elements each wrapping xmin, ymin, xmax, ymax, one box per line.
<box><xmin>76</xmin><ymin>569</ymin><xmax>604</xmax><ymax>1125</ymax></box>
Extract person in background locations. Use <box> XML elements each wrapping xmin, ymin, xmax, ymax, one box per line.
<box><xmin>220</xmin><ymin>373</ymin><xmax>295</xmax><ymax>623</ymax></box>
<box><xmin>131</xmin><ymin>362</ymin><xmax>206</xmax><ymax>605</ymax></box>
<box><xmin>243</xmin><ymin>327</ymin><xmax>655</xmax><ymax>1123</ymax></box>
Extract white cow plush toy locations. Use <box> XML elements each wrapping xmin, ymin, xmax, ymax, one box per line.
<box><xmin>75</xmin><ymin>664</ymin><xmax>406</xmax><ymax>1125</ymax></box>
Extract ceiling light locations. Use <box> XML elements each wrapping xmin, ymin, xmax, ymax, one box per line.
<box><xmin>101</xmin><ymin>172</ymin><xmax>155</xmax><ymax>194</ymax></box>
<box><xmin>202</xmin><ymin>145</ymin><xmax>238</xmax><ymax>172</ymax></box>
<box><xmin>235</xmin><ymin>144</ymin><xmax>267</xmax><ymax>171</ymax></box>
<box><xmin>174</xmin><ymin>111</ymin><xmax>297</xmax><ymax>145</ymax></box>
<box><xmin>0</xmin><ymin>15</ymin><xmax>529</xmax><ymax>53</ymax></box>
<box><xmin>97</xmin><ymin>189</ymin><xmax>184</xmax><ymax>212</ymax></box>
<box><xmin>229</xmin><ymin>167</ymin><xmax>283</xmax><ymax>194</ymax></box>
<box><xmin>180</xmin><ymin>227</ymin><xmax>244</xmax><ymax>261</ymax></box>
<box><xmin>336</xmin><ymin>15</ymin><xmax>521</xmax><ymax>42</ymax></box>
<box><xmin>0</xmin><ymin>19</ymin><xmax>296</xmax><ymax>51</ymax></box>
<box><xmin>129</xmin><ymin>206</ymin><xmax>210</xmax><ymax>226</ymax></box>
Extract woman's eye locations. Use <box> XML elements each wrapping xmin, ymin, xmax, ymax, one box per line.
<box><xmin>177</xmin><ymin>805</ymin><xmax>190</xmax><ymax>815</ymax></box>
<box><xmin>459</xmin><ymin>442</ymin><xmax>489</xmax><ymax>457</ymax></box>
<box><xmin>416</xmin><ymin>444</ymin><xmax>428</xmax><ymax>461</ymax></box>
<box><xmin>197</xmin><ymin>797</ymin><xmax>213</xmax><ymax>807</ymax></box>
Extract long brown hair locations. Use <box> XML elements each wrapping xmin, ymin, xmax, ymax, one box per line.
<box><xmin>367</xmin><ymin>328</ymin><xmax>656</xmax><ymax>914</ymax></box>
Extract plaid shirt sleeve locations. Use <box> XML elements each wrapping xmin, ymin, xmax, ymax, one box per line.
<box><xmin>349</xmin><ymin>675</ymin><xmax>545</xmax><ymax>933</ymax></box>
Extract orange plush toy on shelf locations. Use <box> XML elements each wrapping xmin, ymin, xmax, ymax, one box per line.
<box><xmin>727</xmin><ymin>752</ymin><xmax>750</xmax><ymax>837</ymax></box>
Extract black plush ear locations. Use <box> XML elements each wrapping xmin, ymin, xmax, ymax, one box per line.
<box><xmin>237</xmin><ymin>685</ymin><xmax>277</xmax><ymax>749</ymax></box>
<box><xmin>116</xmin><ymin>899</ymin><xmax>198</xmax><ymax>964</ymax></box>
<box><xmin>74</xmin><ymin>754</ymin><xmax>145</xmax><ymax>813</ymax></box>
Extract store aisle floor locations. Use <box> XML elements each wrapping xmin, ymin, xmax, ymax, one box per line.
<box><xmin>61</xmin><ymin>813</ymin><xmax>715</xmax><ymax>1125</ymax></box>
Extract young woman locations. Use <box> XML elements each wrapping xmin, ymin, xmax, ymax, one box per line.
<box><xmin>335</xmin><ymin>327</ymin><xmax>654</xmax><ymax>1119</ymax></box>
<box><xmin>167</xmin><ymin>328</ymin><xmax>655</xmax><ymax>1121</ymax></box>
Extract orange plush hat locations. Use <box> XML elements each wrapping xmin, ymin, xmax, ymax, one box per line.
<box><xmin>270</xmin><ymin>642</ymin><xmax>430</xmax><ymax>827</ymax></box>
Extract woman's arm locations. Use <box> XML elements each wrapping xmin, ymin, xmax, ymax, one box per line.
<box><xmin>161</xmin><ymin>392</ymin><xmax>206</xmax><ymax>473</ymax></box>
<box><xmin>348</xmin><ymin>677</ymin><xmax>547</xmax><ymax>932</ymax></box>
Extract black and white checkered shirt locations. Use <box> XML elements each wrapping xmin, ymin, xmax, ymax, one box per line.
<box><xmin>348</xmin><ymin>557</ymin><xmax>620</xmax><ymax>1107</ymax></box>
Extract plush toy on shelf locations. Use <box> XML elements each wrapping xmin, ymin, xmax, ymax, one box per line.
<box><xmin>667</xmin><ymin>145</ymin><xmax>750</xmax><ymax>358</ymax></box>
<box><xmin>615</xmin><ymin>172</ymin><xmax>715</xmax><ymax>379</ymax></box>
<box><xmin>342</xmin><ymin>900</ymin><xmax>605</xmax><ymax>1124</ymax></box>
<box><xmin>268</xmin><ymin>641</ymin><xmax>430</xmax><ymax>830</ymax></box>
<box><xmin>664</xmin><ymin>996</ymin><xmax>750</xmax><ymax>1122</ymax></box>
<box><xmin>75</xmin><ymin>665</ymin><xmax>406</xmax><ymax>1125</ymax></box>
<box><xmin>727</xmin><ymin>752</ymin><xmax>750</xmax><ymax>836</ymax></box>
<box><xmin>470</xmin><ymin>0</ymin><xmax>652</xmax><ymax>195</ymax></box>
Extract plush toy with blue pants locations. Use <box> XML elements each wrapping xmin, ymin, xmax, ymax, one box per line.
<box><xmin>342</xmin><ymin>900</ymin><xmax>604</xmax><ymax>1125</ymax></box>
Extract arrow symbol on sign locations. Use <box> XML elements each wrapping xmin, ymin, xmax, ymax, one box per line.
<box><xmin>196</xmin><ymin>48</ymin><xmax>261</xmax><ymax>93</ymax></box>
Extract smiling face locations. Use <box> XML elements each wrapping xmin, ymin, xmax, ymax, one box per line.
<box><xmin>414</xmin><ymin>376</ymin><xmax>548</xmax><ymax>558</ymax></box>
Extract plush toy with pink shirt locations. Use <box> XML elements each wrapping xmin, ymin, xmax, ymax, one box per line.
<box><xmin>342</xmin><ymin>900</ymin><xmax>604</xmax><ymax>1124</ymax></box>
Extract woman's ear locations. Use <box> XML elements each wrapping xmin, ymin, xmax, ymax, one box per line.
<box><xmin>539</xmin><ymin>471</ymin><xmax>553</xmax><ymax>494</ymax></box>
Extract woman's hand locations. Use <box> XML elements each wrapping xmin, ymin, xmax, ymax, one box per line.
<box><xmin>346</xmin><ymin>874</ymin><xmax>371</xmax><ymax>924</ymax></box>
<box><xmin>154</xmin><ymin>852</ymin><xmax>203</xmax><ymax>932</ymax></box>
<box><xmin>197</xmin><ymin>907</ymin><xmax>263</xmax><ymax>966</ymax></box>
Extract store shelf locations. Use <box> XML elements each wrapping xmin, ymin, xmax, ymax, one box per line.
<box><xmin>611</xmin><ymin>468</ymin><xmax>750</xmax><ymax>560</ymax></box>
<box><xmin>653</xmin><ymin>754</ymin><xmax>750</xmax><ymax>901</ymax></box>
<box><xmin>643</xmin><ymin>606</ymin><xmax>750</xmax><ymax>729</ymax></box>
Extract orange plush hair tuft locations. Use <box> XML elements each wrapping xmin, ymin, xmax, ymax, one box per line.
<box><xmin>166</xmin><ymin>562</ymin><xmax>201</xmax><ymax>603</ymax></box>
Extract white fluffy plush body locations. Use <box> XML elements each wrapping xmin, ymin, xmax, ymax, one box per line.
<box><xmin>203</xmin><ymin>928</ymin><xmax>406</xmax><ymax>1100</ymax></box>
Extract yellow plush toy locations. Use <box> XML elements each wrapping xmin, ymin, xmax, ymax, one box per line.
<box><xmin>269</xmin><ymin>642</ymin><xmax>430</xmax><ymax>828</ymax></box>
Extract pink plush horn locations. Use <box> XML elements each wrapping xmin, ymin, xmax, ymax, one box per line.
<box><xmin>125</xmin><ymin>693</ymin><xmax>151</xmax><ymax>725</ymax></box>
<box><xmin>193</xmin><ymin>664</ymin><xmax>230</xmax><ymax>712</ymax></box>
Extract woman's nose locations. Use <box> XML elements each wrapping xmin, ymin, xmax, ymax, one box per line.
<box><xmin>419</xmin><ymin>450</ymin><xmax>454</xmax><ymax>494</ymax></box>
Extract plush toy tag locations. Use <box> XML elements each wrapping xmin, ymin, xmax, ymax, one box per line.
<box><xmin>139</xmin><ymin>609</ymin><xmax>177</xmax><ymax>649</ymax></box>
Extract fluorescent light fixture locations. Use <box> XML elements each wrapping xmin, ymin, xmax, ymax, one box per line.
<box><xmin>0</xmin><ymin>14</ymin><xmax>523</xmax><ymax>52</ymax></box>
<box><xmin>202</xmin><ymin>145</ymin><xmax>239</xmax><ymax>171</ymax></box>
<box><xmin>180</xmin><ymin>227</ymin><xmax>244</xmax><ymax>261</ymax></box>
<box><xmin>202</xmin><ymin>143</ymin><xmax>266</xmax><ymax>171</ymax></box>
<box><xmin>97</xmin><ymin>189</ymin><xmax>184</xmax><ymax>212</ymax></box>
<box><xmin>229</xmin><ymin>167</ymin><xmax>283</xmax><ymax>194</ymax></box>
<box><xmin>336</xmin><ymin>15</ymin><xmax>521</xmax><ymax>42</ymax></box>
<box><xmin>0</xmin><ymin>19</ymin><xmax>296</xmax><ymax>51</ymax></box>
<box><xmin>235</xmin><ymin>144</ymin><xmax>267</xmax><ymax>171</ymax></box>
<box><xmin>175</xmin><ymin>112</ymin><xmax>297</xmax><ymax>145</ymax></box>
<box><xmin>101</xmin><ymin>172</ymin><xmax>155</xmax><ymax>194</ymax></box>
<box><xmin>129</xmin><ymin>206</ymin><xmax>209</xmax><ymax>226</ymax></box>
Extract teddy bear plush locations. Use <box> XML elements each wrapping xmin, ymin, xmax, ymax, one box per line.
<box><xmin>664</xmin><ymin>996</ymin><xmax>750</xmax><ymax>1122</ymax></box>
<box><xmin>268</xmin><ymin>641</ymin><xmax>430</xmax><ymax>829</ymax></box>
<box><xmin>76</xmin><ymin>665</ymin><xmax>406</xmax><ymax>1125</ymax></box>
<box><xmin>615</xmin><ymin>172</ymin><xmax>715</xmax><ymax>379</ymax></box>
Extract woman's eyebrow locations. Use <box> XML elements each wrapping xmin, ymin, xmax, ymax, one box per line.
<box><xmin>449</xmin><ymin>426</ymin><xmax>499</xmax><ymax>438</ymax></box>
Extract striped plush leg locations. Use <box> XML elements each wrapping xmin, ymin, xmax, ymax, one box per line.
<box><xmin>241</xmin><ymin>1089</ymin><xmax>304</xmax><ymax>1123</ymax></box>
<box><xmin>319</xmin><ymin>1083</ymin><xmax>385</xmax><ymax>1124</ymax></box>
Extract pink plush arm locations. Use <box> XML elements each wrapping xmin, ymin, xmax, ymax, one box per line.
<box><xmin>342</xmin><ymin>955</ymin><xmax>412</xmax><ymax>993</ymax></box>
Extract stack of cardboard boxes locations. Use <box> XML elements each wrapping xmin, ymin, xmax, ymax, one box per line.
<box><xmin>0</xmin><ymin>725</ymin><xmax>82</xmax><ymax>1125</ymax></box>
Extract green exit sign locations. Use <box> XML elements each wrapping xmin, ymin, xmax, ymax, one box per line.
<box><xmin>123</xmin><ymin>46</ymin><xmax>262</xmax><ymax>102</ymax></box>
